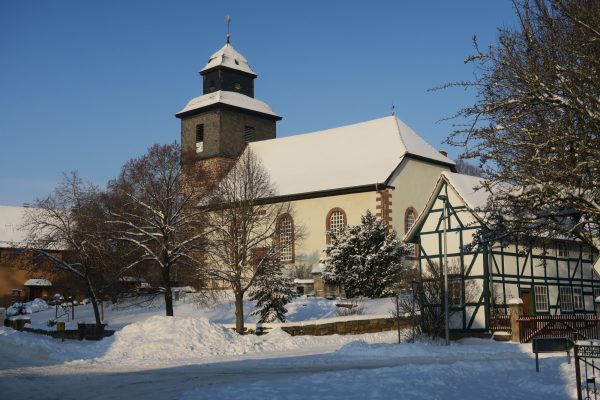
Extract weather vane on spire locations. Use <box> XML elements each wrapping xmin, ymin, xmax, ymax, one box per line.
<box><xmin>391</xmin><ymin>104</ymin><xmax>396</xmax><ymax>116</ymax></box>
<box><xmin>225</xmin><ymin>16</ymin><xmax>231</xmax><ymax>44</ymax></box>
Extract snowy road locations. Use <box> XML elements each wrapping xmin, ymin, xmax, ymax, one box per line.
<box><xmin>0</xmin><ymin>310</ymin><xmax>579</xmax><ymax>400</ymax></box>
<box><xmin>0</xmin><ymin>342</ymin><xmax>577</xmax><ymax>400</ymax></box>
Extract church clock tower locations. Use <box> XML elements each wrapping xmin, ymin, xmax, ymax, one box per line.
<box><xmin>176</xmin><ymin>28</ymin><xmax>281</xmax><ymax>183</ymax></box>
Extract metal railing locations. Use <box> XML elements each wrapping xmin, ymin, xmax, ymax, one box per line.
<box><xmin>518</xmin><ymin>314</ymin><xmax>599</xmax><ymax>343</ymax></box>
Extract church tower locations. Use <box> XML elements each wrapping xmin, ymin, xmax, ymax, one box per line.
<box><xmin>176</xmin><ymin>29</ymin><xmax>281</xmax><ymax>182</ymax></box>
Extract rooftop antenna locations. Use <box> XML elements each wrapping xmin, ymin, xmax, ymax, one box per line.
<box><xmin>391</xmin><ymin>104</ymin><xmax>396</xmax><ymax>116</ymax></box>
<box><xmin>225</xmin><ymin>16</ymin><xmax>231</xmax><ymax>44</ymax></box>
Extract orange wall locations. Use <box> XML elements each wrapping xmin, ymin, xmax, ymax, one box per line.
<box><xmin>0</xmin><ymin>249</ymin><xmax>86</xmax><ymax>307</ymax></box>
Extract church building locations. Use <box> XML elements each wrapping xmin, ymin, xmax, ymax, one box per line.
<box><xmin>176</xmin><ymin>37</ymin><xmax>456</xmax><ymax>288</ymax></box>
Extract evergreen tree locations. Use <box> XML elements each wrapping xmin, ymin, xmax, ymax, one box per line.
<box><xmin>249</xmin><ymin>256</ymin><xmax>294</xmax><ymax>323</ymax></box>
<box><xmin>322</xmin><ymin>210</ymin><xmax>407</xmax><ymax>298</ymax></box>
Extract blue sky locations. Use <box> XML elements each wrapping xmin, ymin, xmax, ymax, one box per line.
<box><xmin>0</xmin><ymin>1</ymin><xmax>517</xmax><ymax>206</ymax></box>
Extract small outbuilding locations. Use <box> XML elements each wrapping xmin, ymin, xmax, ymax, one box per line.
<box><xmin>293</xmin><ymin>278</ymin><xmax>314</xmax><ymax>295</ymax></box>
<box><xmin>24</xmin><ymin>278</ymin><xmax>52</xmax><ymax>301</ymax></box>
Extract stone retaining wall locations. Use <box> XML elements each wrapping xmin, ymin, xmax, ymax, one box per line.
<box><xmin>4</xmin><ymin>318</ymin><xmax>114</xmax><ymax>340</ymax></box>
<box><xmin>275</xmin><ymin>316</ymin><xmax>410</xmax><ymax>336</ymax></box>
<box><xmin>21</xmin><ymin>326</ymin><xmax>115</xmax><ymax>340</ymax></box>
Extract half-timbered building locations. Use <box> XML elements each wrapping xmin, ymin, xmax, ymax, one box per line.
<box><xmin>404</xmin><ymin>171</ymin><xmax>600</xmax><ymax>332</ymax></box>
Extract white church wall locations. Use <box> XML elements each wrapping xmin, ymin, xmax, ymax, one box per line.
<box><xmin>291</xmin><ymin>190</ymin><xmax>378</xmax><ymax>267</ymax></box>
<box><xmin>388</xmin><ymin>158</ymin><xmax>451</xmax><ymax>237</ymax></box>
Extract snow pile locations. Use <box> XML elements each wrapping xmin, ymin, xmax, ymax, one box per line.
<box><xmin>0</xmin><ymin>326</ymin><xmax>110</xmax><ymax>364</ymax></box>
<box><xmin>101</xmin><ymin>316</ymin><xmax>245</xmax><ymax>361</ymax></box>
<box><xmin>101</xmin><ymin>316</ymin><xmax>314</xmax><ymax>362</ymax></box>
<box><xmin>6</xmin><ymin>298</ymin><xmax>49</xmax><ymax>316</ymax></box>
<box><xmin>99</xmin><ymin>316</ymin><xmax>396</xmax><ymax>364</ymax></box>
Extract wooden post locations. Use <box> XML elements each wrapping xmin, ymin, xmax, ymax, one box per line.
<box><xmin>508</xmin><ymin>298</ymin><xmax>524</xmax><ymax>342</ymax></box>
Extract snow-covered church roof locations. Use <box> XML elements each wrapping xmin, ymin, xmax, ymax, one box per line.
<box><xmin>200</xmin><ymin>43</ymin><xmax>256</xmax><ymax>76</ymax></box>
<box><xmin>247</xmin><ymin>115</ymin><xmax>454</xmax><ymax>197</ymax></box>
<box><xmin>176</xmin><ymin>90</ymin><xmax>280</xmax><ymax>119</ymax></box>
<box><xmin>0</xmin><ymin>205</ymin><xmax>33</xmax><ymax>248</ymax></box>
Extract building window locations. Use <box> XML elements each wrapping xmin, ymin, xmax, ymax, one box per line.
<box><xmin>405</xmin><ymin>208</ymin><xmax>418</xmax><ymax>257</ymax></box>
<box><xmin>251</xmin><ymin>247</ymin><xmax>267</xmax><ymax>270</ymax></box>
<box><xmin>195</xmin><ymin>124</ymin><xmax>204</xmax><ymax>153</ymax></box>
<box><xmin>573</xmin><ymin>287</ymin><xmax>584</xmax><ymax>310</ymax></box>
<box><xmin>244</xmin><ymin>126</ymin><xmax>255</xmax><ymax>143</ymax></box>
<box><xmin>557</xmin><ymin>242</ymin><xmax>568</xmax><ymax>258</ymax></box>
<box><xmin>277</xmin><ymin>214</ymin><xmax>294</xmax><ymax>263</ymax></box>
<box><xmin>449</xmin><ymin>279</ymin><xmax>462</xmax><ymax>307</ymax></box>
<box><xmin>534</xmin><ymin>286</ymin><xmax>549</xmax><ymax>312</ymax></box>
<box><xmin>594</xmin><ymin>288</ymin><xmax>600</xmax><ymax>303</ymax></box>
<box><xmin>326</xmin><ymin>208</ymin><xmax>347</xmax><ymax>243</ymax></box>
<box><xmin>559</xmin><ymin>286</ymin><xmax>573</xmax><ymax>312</ymax></box>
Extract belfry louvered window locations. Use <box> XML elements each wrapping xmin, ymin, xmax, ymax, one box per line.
<box><xmin>244</xmin><ymin>126</ymin><xmax>255</xmax><ymax>143</ymax></box>
<box><xmin>195</xmin><ymin>124</ymin><xmax>204</xmax><ymax>153</ymax></box>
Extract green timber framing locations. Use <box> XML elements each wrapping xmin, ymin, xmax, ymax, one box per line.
<box><xmin>405</xmin><ymin>172</ymin><xmax>600</xmax><ymax>333</ymax></box>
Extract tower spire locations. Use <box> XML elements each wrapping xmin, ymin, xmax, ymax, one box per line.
<box><xmin>225</xmin><ymin>16</ymin><xmax>231</xmax><ymax>44</ymax></box>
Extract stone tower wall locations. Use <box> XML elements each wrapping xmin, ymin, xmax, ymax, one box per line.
<box><xmin>181</xmin><ymin>108</ymin><xmax>276</xmax><ymax>160</ymax></box>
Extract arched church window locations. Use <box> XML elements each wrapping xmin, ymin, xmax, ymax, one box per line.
<box><xmin>277</xmin><ymin>214</ymin><xmax>294</xmax><ymax>263</ymax></box>
<box><xmin>326</xmin><ymin>208</ymin><xmax>347</xmax><ymax>243</ymax></box>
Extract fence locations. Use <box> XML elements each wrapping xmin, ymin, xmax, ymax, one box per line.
<box><xmin>517</xmin><ymin>314</ymin><xmax>599</xmax><ymax>343</ymax></box>
<box><xmin>489</xmin><ymin>314</ymin><xmax>512</xmax><ymax>334</ymax></box>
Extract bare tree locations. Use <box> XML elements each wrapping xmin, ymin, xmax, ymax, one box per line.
<box><xmin>23</xmin><ymin>172</ymin><xmax>108</xmax><ymax>327</ymax></box>
<box><xmin>400</xmin><ymin>261</ymin><xmax>478</xmax><ymax>339</ymax></box>
<box><xmin>202</xmin><ymin>149</ymin><xmax>299</xmax><ymax>333</ymax></box>
<box><xmin>442</xmin><ymin>0</ymin><xmax>600</xmax><ymax>251</ymax></box>
<box><xmin>107</xmin><ymin>143</ymin><xmax>207</xmax><ymax>317</ymax></box>
<box><xmin>288</xmin><ymin>264</ymin><xmax>313</xmax><ymax>280</ymax></box>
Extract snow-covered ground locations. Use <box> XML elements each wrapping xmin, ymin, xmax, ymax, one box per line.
<box><xmin>22</xmin><ymin>293</ymin><xmax>396</xmax><ymax>330</ymax></box>
<box><xmin>0</xmin><ymin>294</ymin><xmax>581</xmax><ymax>399</ymax></box>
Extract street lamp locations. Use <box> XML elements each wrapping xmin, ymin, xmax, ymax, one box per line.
<box><xmin>411</xmin><ymin>278</ymin><xmax>418</xmax><ymax>343</ymax></box>
<box><xmin>437</xmin><ymin>194</ymin><xmax>450</xmax><ymax>346</ymax></box>
<box><xmin>395</xmin><ymin>291</ymin><xmax>402</xmax><ymax>344</ymax></box>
